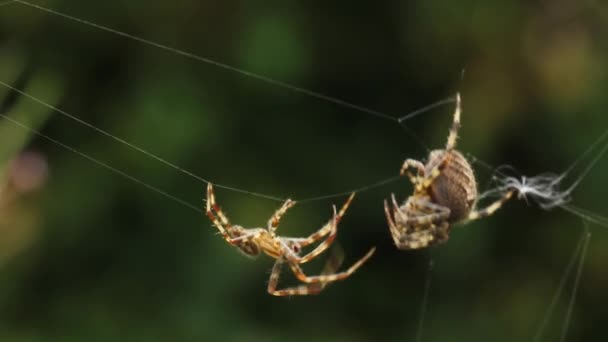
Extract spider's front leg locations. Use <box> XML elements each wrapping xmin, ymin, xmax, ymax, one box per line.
<box><xmin>206</xmin><ymin>183</ymin><xmax>265</xmax><ymax>247</ymax></box>
<box><xmin>287</xmin><ymin>192</ymin><xmax>356</xmax><ymax>264</ymax></box>
<box><xmin>267</xmin><ymin>198</ymin><xmax>296</xmax><ymax>232</ymax></box>
<box><xmin>205</xmin><ymin>183</ymin><xmax>235</xmax><ymax>244</ymax></box>
<box><xmin>400</xmin><ymin>159</ymin><xmax>425</xmax><ymax>185</ymax></box>
<box><xmin>295</xmin><ymin>192</ymin><xmax>355</xmax><ymax>246</ymax></box>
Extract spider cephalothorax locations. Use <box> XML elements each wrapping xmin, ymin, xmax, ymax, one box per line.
<box><xmin>206</xmin><ymin>183</ymin><xmax>375</xmax><ymax>296</ymax></box>
<box><xmin>385</xmin><ymin>94</ymin><xmax>514</xmax><ymax>250</ymax></box>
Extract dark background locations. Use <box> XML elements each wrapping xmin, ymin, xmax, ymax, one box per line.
<box><xmin>0</xmin><ymin>0</ymin><xmax>607</xmax><ymax>341</ymax></box>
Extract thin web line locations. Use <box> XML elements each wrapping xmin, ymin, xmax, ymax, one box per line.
<box><xmin>0</xmin><ymin>80</ymin><xmax>287</xmax><ymax>203</ymax></box>
<box><xmin>297</xmin><ymin>175</ymin><xmax>402</xmax><ymax>203</ymax></box>
<box><xmin>9</xmin><ymin>0</ymin><xmax>460</xmax><ymax>156</ymax></box>
<box><xmin>415</xmin><ymin>257</ymin><xmax>434</xmax><ymax>342</ymax></box>
<box><xmin>560</xmin><ymin>221</ymin><xmax>590</xmax><ymax>342</ymax></box>
<box><xmin>532</xmin><ymin>228</ymin><xmax>586</xmax><ymax>342</ymax></box>
<box><xmin>2</xmin><ymin>6</ymin><xmax>605</xmax><ymax>342</ymax></box>
<box><xmin>466</xmin><ymin>120</ymin><xmax>608</xmax><ymax>227</ymax></box>
<box><xmin>2</xmin><ymin>0</ymin><xmax>465</xmax><ymax>204</ymax></box>
<box><xmin>11</xmin><ymin>0</ymin><xmax>398</xmax><ymax>123</ymax></box>
<box><xmin>0</xmin><ymin>80</ymin><xmax>409</xmax><ymax>205</ymax></box>
<box><xmin>6</xmin><ymin>0</ymin><xmax>607</xmax><ymax>218</ymax></box>
<box><xmin>561</xmin><ymin>128</ymin><xmax>608</xmax><ymax>194</ymax></box>
<box><xmin>560</xmin><ymin>204</ymin><xmax>608</xmax><ymax>228</ymax></box>
<box><xmin>0</xmin><ymin>112</ymin><xmax>204</xmax><ymax>213</ymax></box>
<box><xmin>398</xmin><ymin>96</ymin><xmax>457</xmax><ymax>123</ymax></box>
<box><xmin>2</xmin><ymin>3</ymin><xmax>604</xmax><ymax>340</ymax></box>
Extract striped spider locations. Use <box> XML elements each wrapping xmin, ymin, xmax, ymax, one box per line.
<box><xmin>385</xmin><ymin>94</ymin><xmax>514</xmax><ymax>250</ymax></box>
<box><xmin>206</xmin><ymin>183</ymin><xmax>375</xmax><ymax>296</ymax></box>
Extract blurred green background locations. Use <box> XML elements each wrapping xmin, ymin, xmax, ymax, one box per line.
<box><xmin>1</xmin><ymin>0</ymin><xmax>607</xmax><ymax>341</ymax></box>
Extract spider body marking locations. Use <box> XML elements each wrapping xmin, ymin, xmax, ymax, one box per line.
<box><xmin>385</xmin><ymin>94</ymin><xmax>514</xmax><ymax>250</ymax></box>
<box><xmin>206</xmin><ymin>183</ymin><xmax>375</xmax><ymax>296</ymax></box>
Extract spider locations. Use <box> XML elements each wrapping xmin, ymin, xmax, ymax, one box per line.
<box><xmin>205</xmin><ymin>183</ymin><xmax>375</xmax><ymax>296</ymax></box>
<box><xmin>384</xmin><ymin>94</ymin><xmax>514</xmax><ymax>250</ymax></box>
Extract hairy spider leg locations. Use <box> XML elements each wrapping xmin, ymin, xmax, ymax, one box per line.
<box><xmin>227</xmin><ymin>228</ymin><xmax>267</xmax><ymax>244</ymax></box>
<box><xmin>231</xmin><ymin>193</ymin><xmax>354</xmax><ymax>260</ymax></box>
<box><xmin>267</xmin><ymin>247</ymin><xmax>346</xmax><ymax>296</ymax></box>
<box><xmin>219</xmin><ymin>200</ymin><xmax>298</xmax><ymax>249</ymax></box>
<box><xmin>421</xmin><ymin>93</ymin><xmax>463</xmax><ymax>189</ymax></box>
<box><xmin>268</xmin><ymin>198</ymin><xmax>296</xmax><ymax>232</ymax></box>
<box><xmin>466</xmin><ymin>190</ymin><xmax>514</xmax><ymax>222</ymax></box>
<box><xmin>286</xmin><ymin>247</ymin><xmax>376</xmax><ymax>284</ymax></box>
<box><xmin>392</xmin><ymin>195</ymin><xmax>451</xmax><ymax>226</ymax></box>
<box><xmin>266</xmin><ymin>259</ymin><xmax>323</xmax><ymax>296</ymax></box>
<box><xmin>445</xmin><ymin>93</ymin><xmax>462</xmax><ymax>152</ymax></box>
<box><xmin>303</xmin><ymin>192</ymin><xmax>356</xmax><ymax>241</ymax></box>
<box><xmin>385</xmin><ymin>195</ymin><xmax>451</xmax><ymax>248</ymax></box>
<box><xmin>287</xmin><ymin>193</ymin><xmax>356</xmax><ymax>264</ymax></box>
<box><xmin>206</xmin><ymin>183</ymin><xmax>235</xmax><ymax>243</ymax></box>
<box><xmin>400</xmin><ymin>159</ymin><xmax>426</xmax><ymax>187</ymax></box>
<box><xmin>385</xmin><ymin>200</ymin><xmax>403</xmax><ymax>246</ymax></box>
<box><xmin>394</xmin><ymin>222</ymin><xmax>449</xmax><ymax>250</ymax></box>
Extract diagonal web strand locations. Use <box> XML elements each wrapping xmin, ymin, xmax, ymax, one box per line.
<box><xmin>0</xmin><ymin>112</ymin><xmax>204</xmax><ymax>213</ymax></box>
<box><xmin>10</xmin><ymin>0</ymin><xmax>398</xmax><ymax>123</ymax></box>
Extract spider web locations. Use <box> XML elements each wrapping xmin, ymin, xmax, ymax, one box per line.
<box><xmin>0</xmin><ymin>1</ymin><xmax>606</xmax><ymax>341</ymax></box>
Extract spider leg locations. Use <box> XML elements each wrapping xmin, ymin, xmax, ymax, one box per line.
<box><xmin>295</xmin><ymin>192</ymin><xmax>356</xmax><ymax>247</ymax></box>
<box><xmin>267</xmin><ymin>248</ymin><xmax>345</xmax><ymax>296</ymax></box>
<box><xmin>466</xmin><ymin>190</ymin><xmax>514</xmax><ymax>222</ymax></box>
<box><xmin>402</xmin><ymin>197</ymin><xmax>451</xmax><ymax>226</ymax></box>
<box><xmin>228</xmin><ymin>228</ymin><xmax>266</xmax><ymax>244</ymax></box>
<box><xmin>289</xmin><ymin>193</ymin><xmax>356</xmax><ymax>264</ymax></box>
<box><xmin>283</xmin><ymin>192</ymin><xmax>355</xmax><ymax>248</ymax></box>
<box><xmin>286</xmin><ymin>247</ymin><xmax>375</xmax><ymax>284</ymax></box>
<box><xmin>419</xmin><ymin>94</ymin><xmax>462</xmax><ymax>189</ymax></box>
<box><xmin>385</xmin><ymin>196</ymin><xmax>450</xmax><ymax>249</ymax></box>
<box><xmin>205</xmin><ymin>183</ymin><xmax>234</xmax><ymax>243</ymax></box>
<box><xmin>391</xmin><ymin>194</ymin><xmax>409</xmax><ymax>222</ymax></box>
<box><xmin>267</xmin><ymin>198</ymin><xmax>296</xmax><ymax>232</ymax></box>
<box><xmin>267</xmin><ymin>258</ymin><xmax>318</xmax><ymax>296</ymax></box>
<box><xmin>400</xmin><ymin>159</ymin><xmax>426</xmax><ymax>185</ymax></box>
<box><xmin>385</xmin><ymin>198</ymin><xmax>407</xmax><ymax>246</ymax></box>
<box><xmin>290</xmin><ymin>206</ymin><xmax>339</xmax><ymax>264</ymax></box>
<box><xmin>445</xmin><ymin>93</ymin><xmax>461</xmax><ymax>152</ymax></box>
<box><xmin>433</xmin><ymin>222</ymin><xmax>450</xmax><ymax>243</ymax></box>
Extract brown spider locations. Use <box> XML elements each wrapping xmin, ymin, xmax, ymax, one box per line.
<box><xmin>205</xmin><ymin>183</ymin><xmax>375</xmax><ymax>296</ymax></box>
<box><xmin>385</xmin><ymin>94</ymin><xmax>514</xmax><ymax>250</ymax></box>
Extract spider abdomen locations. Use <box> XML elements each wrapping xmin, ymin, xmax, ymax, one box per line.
<box><xmin>426</xmin><ymin>150</ymin><xmax>477</xmax><ymax>223</ymax></box>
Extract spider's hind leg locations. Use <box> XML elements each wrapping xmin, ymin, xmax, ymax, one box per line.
<box><xmin>267</xmin><ymin>247</ymin><xmax>346</xmax><ymax>296</ymax></box>
<box><xmin>286</xmin><ymin>247</ymin><xmax>375</xmax><ymax>284</ymax></box>
<box><xmin>267</xmin><ymin>258</ymin><xmax>324</xmax><ymax>296</ymax></box>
